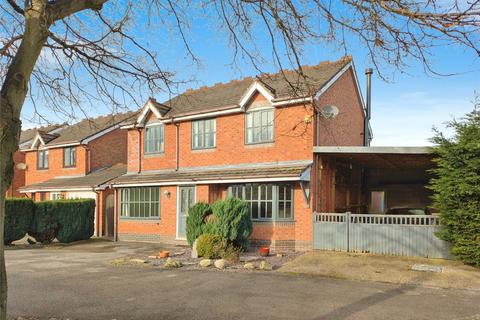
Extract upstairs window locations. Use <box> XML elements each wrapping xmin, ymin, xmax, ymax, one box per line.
<box><xmin>245</xmin><ymin>108</ymin><xmax>274</xmax><ymax>144</ymax></box>
<box><xmin>192</xmin><ymin>118</ymin><xmax>216</xmax><ymax>149</ymax></box>
<box><xmin>144</xmin><ymin>124</ymin><xmax>164</xmax><ymax>154</ymax></box>
<box><xmin>37</xmin><ymin>149</ymin><xmax>49</xmax><ymax>169</ymax></box>
<box><xmin>63</xmin><ymin>147</ymin><xmax>76</xmax><ymax>167</ymax></box>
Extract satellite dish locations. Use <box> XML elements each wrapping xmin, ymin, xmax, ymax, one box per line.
<box><xmin>320</xmin><ymin>105</ymin><xmax>339</xmax><ymax>119</ymax></box>
<box><xmin>16</xmin><ymin>163</ymin><xmax>27</xmax><ymax>170</ymax></box>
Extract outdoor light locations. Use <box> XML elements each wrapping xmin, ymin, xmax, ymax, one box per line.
<box><xmin>163</xmin><ymin>190</ymin><xmax>171</xmax><ymax>198</ymax></box>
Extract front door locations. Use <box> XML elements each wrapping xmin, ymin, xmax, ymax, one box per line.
<box><xmin>177</xmin><ymin>186</ymin><xmax>196</xmax><ymax>239</ymax></box>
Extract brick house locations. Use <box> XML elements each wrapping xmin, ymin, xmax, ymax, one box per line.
<box><xmin>5</xmin><ymin>124</ymin><xmax>66</xmax><ymax>198</ymax></box>
<box><xmin>111</xmin><ymin>56</ymin><xmax>368</xmax><ymax>251</ymax></box>
<box><xmin>18</xmin><ymin>113</ymin><xmax>135</xmax><ymax>237</ymax></box>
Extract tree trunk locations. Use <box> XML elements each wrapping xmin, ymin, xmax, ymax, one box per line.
<box><xmin>0</xmin><ymin>1</ymin><xmax>50</xmax><ymax>318</ymax></box>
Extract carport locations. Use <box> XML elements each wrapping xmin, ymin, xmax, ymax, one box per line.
<box><xmin>311</xmin><ymin>146</ymin><xmax>450</xmax><ymax>258</ymax></box>
<box><xmin>312</xmin><ymin>146</ymin><xmax>435</xmax><ymax>214</ymax></box>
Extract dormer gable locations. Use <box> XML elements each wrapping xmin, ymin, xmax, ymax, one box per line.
<box><xmin>239</xmin><ymin>81</ymin><xmax>275</xmax><ymax>111</ymax></box>
<box><xmin>30</xmin><ymin>131</ymin><xmax>59</xmax><ymax>149</ymax></box>
<box><xmin>136</xmin><ymin>98</ymin><xmax>171</xmax><ymax>126</ymax></box>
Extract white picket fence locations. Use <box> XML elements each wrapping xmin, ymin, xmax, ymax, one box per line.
<box><xmin>313</xmin><ymin>212</ymin><xmax>451</xmax><ymax>258</ymax></box>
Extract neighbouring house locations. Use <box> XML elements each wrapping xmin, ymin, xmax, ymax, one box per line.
<box><xmin>110</xmin><ymin>56</ymin><xmax>369</xmax><ymax>251</ymax></box>
<box><xmin>18</xmin><ymin>113</ymin><xmax>135</xmax><ymax>237</ymax></box>
<box><xmin>5</xmin><ymin>124</ymin><xmax>66</xmax><ymax>198</ymax></box>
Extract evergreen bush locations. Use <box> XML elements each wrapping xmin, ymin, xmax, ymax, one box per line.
<box><xmin>429</xmin><ymin>107</ymin><xmax>480</xmax><ymax>267</ymax></box>
<box><xmin>4</xmin><ymin>198</ymin><xmax>34</xmax><ymax>245</ymax></box>
<box><xmin>186</xmin><ymin>202</ymin><xmax>212</xmax><ymax>246</ymax></box>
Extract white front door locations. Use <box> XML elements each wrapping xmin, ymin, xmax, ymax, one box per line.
<box><xmin>176</xmin><ymin>186</ymin><xmax>196</xmax><ymax>239</ymax></box>
<box><xmin>66</xmin><ymin>191</ymin><xmax>98</xmax><ymax>236</ymax></box>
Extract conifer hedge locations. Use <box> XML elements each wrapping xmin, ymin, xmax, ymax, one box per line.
<box><xmin>4</xmin><ymin>198</ymin><xmax>34</xmax><ymax>245</ymax></box>
<box><xmin>429</xmin><ymin>108</ymin><xmax>480</xmax><ymax>267</ymax></box>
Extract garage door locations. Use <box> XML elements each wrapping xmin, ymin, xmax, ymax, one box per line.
<box><xmin>66</xmin><ymin>191</ymin><xmax>98</xmax><ymax>236</ymax></box>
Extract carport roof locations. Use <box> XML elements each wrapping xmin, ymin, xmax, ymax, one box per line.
<box><xmin>19</xmin><ymin>164</ymin><xmax>126</xmax><ymax>192</ymax></box>
<box><xmin>313</xmin><ymin>146</ymin><xmax>435</xmax><ymax>169</ymax></box>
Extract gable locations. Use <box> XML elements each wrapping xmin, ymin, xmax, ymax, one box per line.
<box><xmin>239</xmin><ymin>81</ymin><xmax>274</xmax><ymax>111</ymax></box>
<box><xmin>243</xmin><ymin>91</ymin><xmax>273</xmax><ymax>112</ymax></box>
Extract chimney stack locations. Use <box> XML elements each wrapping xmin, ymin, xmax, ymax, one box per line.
<box><xmin>364</xmin><ymin>68</ymin><xmax>373</xmax><ymax>146</ymax></box>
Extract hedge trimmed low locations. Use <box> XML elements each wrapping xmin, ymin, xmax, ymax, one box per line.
<box><xmin>4</xmin><ymin>198</ymin><xmax>34</xmax><ymax>245</ymax></box>
<box><xmin>29</xmin><ymin>201</ymin><xmax>60</xmax><ymax>243</ymax></box>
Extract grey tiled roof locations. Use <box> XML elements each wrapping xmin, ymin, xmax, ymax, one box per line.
<box><xmin>20</xmin><ymin>124</ymin><xmax>64</xmax><ymax>144</ymax></box>
<box><xmin>112</xmin><ymin>162</ymin><xmax>311</xmax><ymax>186</ymax></box>
<box><xmin>155</xmin><ymin>56</ymin><xmax>351</xmax><ymax>118</ymax></box>
<box><xmin>19</xmin><ymin>164</ymin><xmax>126</xmax><ymax>192</ymax></box>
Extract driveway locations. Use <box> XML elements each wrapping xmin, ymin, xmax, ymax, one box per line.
<box><xmin>5</xmin><ymin>240</ymin><xmax>480</xmax><ymax>320</ymax></box>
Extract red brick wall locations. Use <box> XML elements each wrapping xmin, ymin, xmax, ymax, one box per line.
<box><xmin>127</xmin><ymin>93</ymin><xmax>315</xmax><ymax>173</ymax></box>
<box><xmin>6</xmin><ymin>151</ymin><xmax>26</xmax><ymax>197</ymax></box>
<box><xmin>24</xmin><ymin>146</ymin><xmax>88</xmax><ymax>185</ymax></box>
<box><xmin>315</xmin><ymin>68</ymin><xmax>365</xmax><ymax>146</ymax></box>
<box><xmin>88</xmin><ymin>128</ymin><xmax>128</xmax><ymax>171</ymax></box>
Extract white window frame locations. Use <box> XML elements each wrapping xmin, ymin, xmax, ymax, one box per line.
<box><xmin>245</xmin><ymin>108</ymin><xmax>274</xmax><ymax>144</ymax></box>
<box><xmin>50</xmin><ymin>192</ymin><xmax>64</xmax><ymax>200</ymax></box>
<box><xmin>144</xmin><ymin>123</ymin><xmax>165</xmax><ymax>154</ymax></box>
<box><xmin>120</xmin><ymin>187</ymin><xmax>160</xmax><ymax>219</ymax></box>
<box><xmin>228</xmin><ymin>183</ymin><xmax>294</xmax><ymax>221</ymax></box>
<box><xmin>192</xmin><ymin>118</ymin><xmax>216</xmax><ymax>150</ymax></box>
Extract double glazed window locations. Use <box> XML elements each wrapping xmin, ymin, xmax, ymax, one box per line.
<box><xmin>144</xmin><ymin>124</ymin><xmax>164</xmax><ymax>154</ymax></box>
<box><xmin>245</xmin><ymin>108</ymin><xmax>274</xmax><ymax>144</ymax></box>
<box><xmin>37</xmin><ymin>149</ymin><xmax>49</xmax><ymax>169</ymax></box>
<box><xmin>120</xmin><ymin>187</ymin><xmax>160</xmax><ymax>218</ymax></box>
<box><xmin>50</xmin><ymin>192</ymin><xmax>64</xmax><ymax>200</ymax></box>
<box><xmin>229</xmin><ymin>183</ymin><xmax>293</xmax><ymax>220</ymax></box>
<box><xmin>192</xmin><ymin>118</ymin><xmax>216</xmax><ymax>149</ymax></box>
<box><xmin>63</xmin><ymin>147</ymin><xmax>76</xmax><ymax>167</ymax></box>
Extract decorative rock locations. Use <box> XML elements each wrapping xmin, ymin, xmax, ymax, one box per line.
<box><xmin>276</xmin><ymin>253</ymin><xmax>284</xmax><ymax>258</ymax></box>
<box><xmin>411</xmin><ymin>264</ymin><xmax>443</xmax><ymax>273</ymax></box>
<box><xmin>172</xmin><ymin>250</ymin><xmax>186</xmax><ymax>257</ymax></box>
<box><xmin>164</xmin><ymin>257</ymin><xmax>182</xmax><ymax>268</ymax></box>
<box><xmin>199</xmin><ymin>259</ymin><xmax>212</xmax><ymax>267</ymax></box>
<box><xmin>240</xmin><ymin>255</ymin><xmax>260</xmax><ymax>262</ymax></box>
<box><xmin>27</xmin><ymin>238</ymin><xmax>36</xmax><ymax>245</ymax></box>
<box><xmin>244</xmin><ymin>262</ymin><xmax>255</xmax><ymax>270</ymax></box>
<box><xmin>259</xmin><ymin>260</ymin><xmax>272</xmax><ymax>271</ymax></box>
<box><xmin>130</xmin><ymin>258</ymin><xmax>146</xmax><ymax>264</ymax></box>
<box><xmin>191</xmin><ymin>239</ymin><xmax>199</xmax><ymax>258</ymax></box>
<box><xmin>214</xmin><ymin>259</ymin><xmax>227</xmax><ymax>270</ymax></box>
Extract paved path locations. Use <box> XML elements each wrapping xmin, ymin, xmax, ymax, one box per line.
<box><xmin>5</xmin><ymin>241</ymin><xmax>480</xmax><ymax>320</ymax></box>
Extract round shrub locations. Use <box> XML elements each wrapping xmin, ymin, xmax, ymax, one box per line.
<box><xmin>211</xmin><ymin>197</ymin><xmax>253</xmax><ymax>250</ymax></box>
<box><xmin>186</xmin><ymin>202</ymin><xmax>212</xmax><ymax>246</ymax></box>
<box><xmin>4</xmin><ymin>198</ymin><xmax>34</xmax><ymax>245</ymax></box>
<box><xmin>196</xmin><ymin>234</ymin><xmax>226</xmax><ymax>259</ymax></box>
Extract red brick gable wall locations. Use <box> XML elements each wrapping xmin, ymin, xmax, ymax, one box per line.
<box><xmin>88</xmin><ymin>128</ymin><xmax>128</xmax><ymax>171</ymax></box>
<box><xmin>315</xmin><ymin>68</ymin><xmax>365</xmax><ymax>146</ymax></box>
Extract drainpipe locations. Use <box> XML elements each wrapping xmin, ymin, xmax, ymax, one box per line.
<box><xmin>364</xmin><ymin>68</ymin><xmax>373</xmax><ymax>146</ymax></box>
<box><xmin>172</xmin><ymin>119</ymin><xmax>180</xmax><ymax>171</ymax></box>
<box><xmin>113</xmin><ymin>186</ymin><xmax>118</xmax><ymax>242</ymax></box>
<box><xmin>92</xmin><ymin>187</ymin><xmax>101</xmax><ymax>237</ymax></box>
<box><xmin>137</xmin><ymin>127</ymin><xmax>142</xmax><ymax>173</ymax></box>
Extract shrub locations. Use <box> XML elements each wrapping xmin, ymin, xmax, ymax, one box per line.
<box><xmin>196</xmin><ymin>234</ymin><xmax>226</xmax><ymax>259</ymax></box>
<box><xmin>186</xmin><ymin>202</ymin><xmax>212</xmax><ymax>246</ymax></box>
<box><xmin>211</xmin><ymin>197</ymin><xmax>253</xmax><ymax>250</ymax></box>
<box><xmin>55</xmin><ymin>199</ymin><xmax>95</xmax><ymax>243</ymax></box>
<box><xmin>429</xmin><ymin>107</ymin><xmax>480</xmax><ymax>267</ymax></box>
<box><xmin>29</xmin><ymin>201</ymin><xmax>59</xmax><ymax>244</ymax></box>
<box><xmin>4</xmin><ymin>198</ymin><xmax>34</xmax><ymax>245</ymax></box>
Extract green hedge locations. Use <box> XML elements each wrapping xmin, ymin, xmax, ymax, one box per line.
<box><xmin>29</xmin><ymin>199</ymin><xmax>95</xmax><ymax>244</ymax></box>
<box><xmin>4</xmin><ymin>198</ymin><xmax>34</xmax><ymax>245</ymax></box>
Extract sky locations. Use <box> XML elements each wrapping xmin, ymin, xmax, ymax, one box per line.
<box><xmin>20</xmin><ymin>3</ymin><xmax>480</xmax><ymax>146</ymax></box>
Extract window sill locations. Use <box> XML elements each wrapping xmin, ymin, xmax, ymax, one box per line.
<box><xmin>144</xmin><ymin>152</ymin><xmax>165</xmax><ymax>159</ymax></box>
<box><xmin>252</xmin><ymin>219</ymin><xmax>295</xmax><ymax>224</ymax></box>
<box><xmin>191</xmin><ymin>147</ymin><xmax>216</xmax><ymax>153</ymax></box>
<box><xmin>120</xmin><ymin>217</ymin><xmax>160</xmax><ymax>221</ymax></box>
<box><xmin>244</xmin><ymin>142</ymin><xmax>274</xmax><ymax>148</ymax></box>
<box><xmin>63</xmin><ymin>166</ymin><xmax>77</xmax><ymax>169</ymax></box>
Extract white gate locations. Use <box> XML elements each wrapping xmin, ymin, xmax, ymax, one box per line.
<box><xmin>313</xmin><ymin>212</ymin><xmax>451</xmax><ymax>258</ymax></box>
